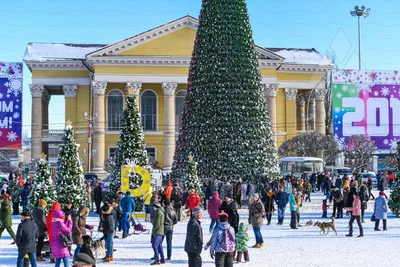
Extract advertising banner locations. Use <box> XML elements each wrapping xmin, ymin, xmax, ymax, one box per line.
<box><xmin>0</xmin><ymin>62</ymin><xmax>23</xmax><ymax>149</ymax></box>
<box><xmin>333</xmin><ymin>69</ymin><xmax>400</xmax><ymax>150</ymax></box>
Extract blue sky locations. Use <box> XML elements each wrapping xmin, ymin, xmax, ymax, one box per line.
<box><xmin>0</xmin><ymin>0</ymin><xmax>397</xmax><ymax>136</ymax></box>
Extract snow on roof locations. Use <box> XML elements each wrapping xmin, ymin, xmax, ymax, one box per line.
<box><xmin>266</xmin><ymin>48</ymin><xmax>332</xmax><ymax>66</ymax></box>
<box><xmin>23</xmin><ymin>43</ymin><xmax>106</xmax><ymax>61</ymax></box>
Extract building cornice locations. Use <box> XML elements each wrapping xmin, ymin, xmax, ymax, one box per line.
<box><xmin>278</xmin><ymin>64</ymin><xmax>332</xmax><ymax>73</ymax></box>
<box><xmin>24</xmin><ymin>60</ymin><xmax>87</xmax><ymax>71</ymax></box>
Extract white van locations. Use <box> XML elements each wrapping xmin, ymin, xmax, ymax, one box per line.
<box><xmin>325</xmin><ymin>166</ymin><xmax>353</xmax><ymax>180</ymax></box>
<box><xmin>280</xmin><ymin>157</ymin><xmax>324</xmax><ymax>177</ymax></box>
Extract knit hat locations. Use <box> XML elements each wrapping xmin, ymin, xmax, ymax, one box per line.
<box><xmin>379</xmin><ymin>191</ymin><xmax>385</xmax><ymax>196</ymax></box>
<box><xmin>39</xmin><ymin>199</ymin><xmax>47</xmax><ymax>206</ymax></box>
<box><xmin>254</xmin><ymin>193</ymin><xmax>260</xmax><ymax>199</ymax></box>
<box><xmin>163</xmin><ymin>199</ymin><xmax>171</xmax><ymax>206</ymax></box>
<box><xmin>225</xmin><ymin>192</ymin><xmax>232</xmax><ymax>199</ymax></box>
<box><xmin>218</xmin><ymin>212</ymin><xmax>229</xmax><ymax>222</ymax></box>
<box><xmin>74</xmin><ymin>253</ymin><xmax>96</xmax><ymax>265</ymax></box>
<box><xmin>192</xmin><ymin>206</ymin><xmax>202</xmax><ymax>216</ymax></box>
<box><xmin>21</xmin><ymin>211</ymin><xmax>31</xmax><ymax>217</ymax></box>
<box><xmin>153</xmin><ymin>202</ymin><xmax>161</xmax><ymax>209</ymax></box>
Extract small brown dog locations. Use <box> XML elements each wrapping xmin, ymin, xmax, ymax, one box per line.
<box><xmin>314</xmin><ymin>217</ymin><xmax>337</xmax><ymax>235</ymax></box>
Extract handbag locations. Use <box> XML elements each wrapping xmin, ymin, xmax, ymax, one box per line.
<box><xmin>370</xmin><ymin>213</ymin><xmax>376</xmax><ymax>222</ymax></box>
<box><xmin>58</xmin><ymin>222</ymin><xmax>73</xmax><ymax>247</ymax></box>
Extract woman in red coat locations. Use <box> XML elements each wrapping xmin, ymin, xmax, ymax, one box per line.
<box><xmin>185</xmin><ymin>189</ymin><xmax>201</xmax><ymax>211</ymax></box>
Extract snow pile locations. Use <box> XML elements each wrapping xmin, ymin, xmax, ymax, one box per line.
<box><xmin>1</xmin><ymin>190</ymin><xmax>399</xmax><ymax>266</ymax></box>
<box><xmin>272</xmin><ymin>48</ymin><xmax>332</xmax><ymax>66</ymax></box>
<box><xmin>23</xmin><ymin>43</ymin><xmax>106</xmax><ymax>61</ymax></box>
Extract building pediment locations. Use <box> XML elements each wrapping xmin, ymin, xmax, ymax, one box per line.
<box><xmin>86</xmin><ymin>15</ymin><xmax>285</xmax><ymax>66</ymax></box>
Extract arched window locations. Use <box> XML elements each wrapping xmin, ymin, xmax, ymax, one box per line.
<box><xmin>175</xmin><ymin>90</ymin><xmax>185</xmax><ymax>131</ymax></box>
<box><xmin>141</xmin><ymin>90</ymin><xmax>157</xmax><ymax>131</ymax></box>
<box><xmin>107</xmin><ymin>90</ymin><xmax>124</xmax><ymax>131</ymax></box>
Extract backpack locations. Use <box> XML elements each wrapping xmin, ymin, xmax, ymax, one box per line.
<box><xmin>217</xmin><ymin>226</ymin><xmax>236</xmax><ymax>252</ymax></box>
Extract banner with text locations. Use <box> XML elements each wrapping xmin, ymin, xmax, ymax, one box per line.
<box><xmin>333</xmin><ymin>69</ymin><xmax>400</xmax><ymax>150</ymax></box>
<box><xmin>0</xmin><ymin>62</ymin><xmax>23</xmax><ymax>149</ymax></box>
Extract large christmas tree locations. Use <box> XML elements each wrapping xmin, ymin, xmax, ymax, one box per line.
<box><xmin>54</xmin><ymin>120</ymin><xmax>87</xmax><ymax>207</ymax></box>
<box><xmin>28</xmin><ymin>153</ymin><xmax>56</xmax><ymax>212</ymax></box>
<box><xmin>172</xmin><ymin>0</ymin><xmax>280</xmax><ymax>182</ymax></box>
<box><xmin>389</xmin><ymin>141</ymin><xmax>400</xmax><ymax>217</ymax></box>
<box><xmin>109</xmin><ymin>89</ymin><xmax>149</xmax><ymax>195</ymax></box>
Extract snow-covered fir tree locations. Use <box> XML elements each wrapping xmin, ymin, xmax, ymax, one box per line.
<box><xmin>28</xmin><ymin>153</ymin><xmax>56</xmax><ymax>212</ymax></box>
<box><xmin>389</xmin><ymin>141</ymin><xmax>400</xmax><ymax>217</ymax></box>
<box><xmin>109</xmin><ymin>89</ymin><xmax>149</xmax><ymax>195</ymax></box>
<box><xmin>171</xmin><ymin>0</ymin><xmax>280</xmax><ymax>183</ymax></box>
<box><xmin>54</xmin><ymin>120</ymin><xmax>87</xmax><ymax>207</ymax></box>
<box><xmin>183</xmin><ymin>154</ymin><xmax>204</xmax><ymax>202</ymax></box>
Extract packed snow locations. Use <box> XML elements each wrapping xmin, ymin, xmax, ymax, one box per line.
<box><xmin>270</xmin><ymin>48</ymin><xmax>332</xmax><ymax>66</ymax></box>
<box><xmin>23</xmin><ymin>43</ymin><xmax>106</xmax><ymax>61</ymax></box>
<box><xmin>1</xmin><ymin>189</ymin><xmax>399</xmax><ymax>267</ymax></box>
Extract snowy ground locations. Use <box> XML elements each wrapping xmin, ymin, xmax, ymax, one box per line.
<box><xmin>1</xmin><ymin>190</ymin><xmax>400</xmax><ymax>267</ymax></box>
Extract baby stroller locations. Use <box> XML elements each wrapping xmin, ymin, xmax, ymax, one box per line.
<box><xmin>132</xmin><ymin>212</ymin><xmax>150</xmax><ymax>234</ymax></box>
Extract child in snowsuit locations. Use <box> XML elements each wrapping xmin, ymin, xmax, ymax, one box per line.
<box><xmin>322</xmin><ymin>199</ymin><xmax>329</xmax><ymax>218</ymax></box>
<box><xmin>121</xmin><ymin>212</ymin><xmax>130</xmax><ymax>239</ymax></box>
<box><xmin>236</xmin><ymin>222</ymin><xmax>250</xmax><ymax>263</ymax></box>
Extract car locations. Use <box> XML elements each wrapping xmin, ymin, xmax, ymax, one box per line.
<box><xmin>84</xmin><ymin>172</ymin><xmax>98</xmax><ymax>186</ymax></box>
<box><xmin>361</xmin><ymin>172</ymin><xmax>378</xmax><ymax>188</ymax></box>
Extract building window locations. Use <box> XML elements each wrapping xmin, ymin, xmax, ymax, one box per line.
<box><xmin>141</xmin><ymin>90</ymin><xmax>157</xmax><ymax>131</ymax></box>
<box><xmin>107</xmin><ymin>90</ymin><xmax>124</xmax><ymax>131</ymax></box>
<box><xmin>146</xmin><ymin>147</ymin><xmax>156</xmax><ymax>164</ymax></box>
<box><xmin>175</xmin><ymin>90</ymin><xmax>185</xmax><ymax>131</ymax></box>
<box><xmin>109</xmin><ymin>147</ymin><xmax>117</xmax><ymax>159</ymax></box>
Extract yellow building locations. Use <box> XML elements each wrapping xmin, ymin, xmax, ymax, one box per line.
<box><xmin>23</xmin><ymin>15</ymin><xmax>332</xmax><ymax>174</ymax></box>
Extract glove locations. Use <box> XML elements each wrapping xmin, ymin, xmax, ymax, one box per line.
<box><xmin>211</xmin><ymin>254</ymin><xmax>215</xmax><ymax>259</ymax></box>
<box><xmin>89</xmin><ymin>225</ymin><xmax>94</xmax><ymax>230</ymax></box>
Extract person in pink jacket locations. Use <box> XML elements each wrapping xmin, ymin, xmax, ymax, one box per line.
<box><xmin>346</xmin><ymin>192</ymin><xmax>364</xmax><ymax>237</ymax></box>
<box><xmin>51</xmin><ymin>209</ymin><xmax>73</xmax><ymax>267</ymax></box>
<box><xmin>208</xmin><ymin>192</ymin><xmax>222</xmax><ymax>233</ymax></box>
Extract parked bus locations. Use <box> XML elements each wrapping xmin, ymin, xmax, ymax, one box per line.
<box><xmin>279</xmin><ymin>157</ymin><xmax>324</xmax><ymax>177</ymax></box>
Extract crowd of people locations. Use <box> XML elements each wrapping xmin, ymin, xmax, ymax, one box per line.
<box><xmin>0</xmin><ymin>171</ymin><xmax>392</xmax><ymax>267</ymax></box>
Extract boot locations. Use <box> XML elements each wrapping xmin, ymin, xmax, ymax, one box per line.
<box><xmin>383</xmin><ymin>219</ymin><xmax>387</xmax><ymax>231</ymax></box>
<box><xmin>362</xmin><ymin>218</ymin><xmax>365</xmax><ymax>223</ymax></box>
<box><xmin>252</xmin><ymin>244</ymin><xmax>261</xmax><ymax>248</ymax></box>
<box><xmin>36</xmin><ymin>256</ymin><xmax>46</xmax><ymax>262</ymax></box>
<box><xmin>110</xmin><ymin>256</ymin><xmax>114</xmax><ymax>261</ymax></box>
<box><xmin>104</xmin><ymin>257</ymin><xmax>112</xmax><ymax>262</ymax></box>
<box><xmin>357</xmin><ymin>228</ymin><xmax>364</xmax><ymax>237</ymax></box>
<box><xmin>150</xmin><ymin>260</ymin><xmax>161</xmax><ymax>265</ymax></box>
<box><xmin>244</xmin><ymin>250</ymin><xmax>250</xmax><ymax>262</ymax></box>
<box><xmin>375</xmin><ymin>220</ymin><xmax>380</xmax><ymax>231</ymax></box>
<box><xmin>236</xmin><ymin>252</ymin><xmax>243</xmax><ymax>263</ymax></box>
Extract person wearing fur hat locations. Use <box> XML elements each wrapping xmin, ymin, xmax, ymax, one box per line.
<box><xmin>33</xmin><ymin>199</ymin><xmax>47</xmax><ymax>262</ymax></box>
<box><xmin>248</xmin><ymin>193</ymin><xmax>264</xmax><ymax>248</ymax></box>
<box><xmin>374</xmin><ymin>191</ymin><xmax>388</xmax><ymax>231</ymax></box>
<box><xmin>51</xmin><ymin>209</ymin><xmax>73</xmax><ymax>267</ymax></box>
<box><xmin>72</xmin><ymin>206</ymin><xmax>94</xmax><ymax>256</ymax></box>
<box><xmin>220</xmin><ymin>192</ymin><xmax>239</xmax><ymax>233</ymax></box>
<box><xmin>101</xmin><ymin>204</ymin><xmax>115</xmax><ymax>262</ymax></box>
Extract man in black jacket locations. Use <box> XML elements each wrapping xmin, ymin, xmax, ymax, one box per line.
<box><xmin>184</xmin><ymin>207</ymin><xmax>203</xmax><ymax>267</ymax></box>
<box><xmin>163</xmin><ymin>199</ymin><xmax>178</xmax><ymax>260</ymax></box>
<box><xmin>170</xmin><ymin>184</ymin><xmax>182</xmax><ymax>221</ymax></box>
<box><xmin>16</xmin><ymin>211</ymin><xmax>38</xmax><ymax>267</ymax></box>
<box><xmin>219</xmin><ymin>193</ymin><xmax>239</xmax><ymax>233</ymax></box>
<box><xmin>93</xmin><ymin>182</ymin><xmax>103</xmax><ymax>214</ymax></box>
<box><xmin>33</xmin><ymin>199</ymin><xmax>47</xmax><ymax>262</ymax></box>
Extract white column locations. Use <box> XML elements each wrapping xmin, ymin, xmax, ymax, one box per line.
<box><xmin>91</xmin><ymin>81</ymin><xmax>107</xmax><ymax>173</ymax></box>
<box><xmin>285</xmin><ymin>88</ymin><xmax>298</xmax><ymax>139</ymax></box>
<box><xmin>314</xmin><ymin>88</ymin><xmax>327</xmax><ymax>135</ymax></box>
<box><xmin>29</xmin><ymin>84</ymin><xmax>45</xmax><ymax>159</ymax></box>
<box><xmin>125</xmin><ymin>82</ymin><xmax>142</xmax><ymax>109</ymax></box>
<box><xmin>42</xmin><ymin>90</ymin><xmax>51</xmax><ymax>156</ymax></box>
<box><xmin>162</xmin><ymin>82</ymin><xmax>177</xmax><ymax>170</ymax></box>
<box><xmin>262</xmin><ymin>84</ymin><xmax>279</xmax><ymax>136</ymax></box>
<box><xmin>372</xmin><ymin>155</ymin><xmax>378</xmax><ymax>173</ymax></box>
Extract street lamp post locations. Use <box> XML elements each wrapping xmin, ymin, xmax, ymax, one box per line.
<box><xmin>84</xmin><ymin>111</ymin><xmax>98</xmax><ymax>172</ymax></box>
<box><xmin>350</xmin><ymin>5</ymin><xmax>371</xmax><ymax>70</ymax></box>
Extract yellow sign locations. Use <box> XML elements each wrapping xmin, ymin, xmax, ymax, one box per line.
<box><xmin>120</xmin><ymin>165</ymin><xmax>151</xmax><ymax>197</ymax></box>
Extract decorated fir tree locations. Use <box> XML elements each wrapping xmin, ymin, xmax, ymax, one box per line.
<box><xmin>182</xmin><ymin>154</ymin><xmax>204</xmax><ymax>202</ymax></box>
<box><xmin>389</xmin><ymin>141</ymin><xmax>400</xmax><ymax>217</ymax></box>
<box><xmin>28</xmin><ymin>153</ymin><xmax>56</xmax><ymax>212</ymax></box>
<box><xmin>171</xmin><ymin>0</ymin><xmax>280</xmax><ymax>183</ymax></box>
<box><xmin>109</xmin><ymin>89</ymin><xmax>149</xmax><ymax>198</ymax></box>
<box><xmin>54</xmin><ymin>120</ymin><xmax>87</xmax><ymax>208</ymax></box>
